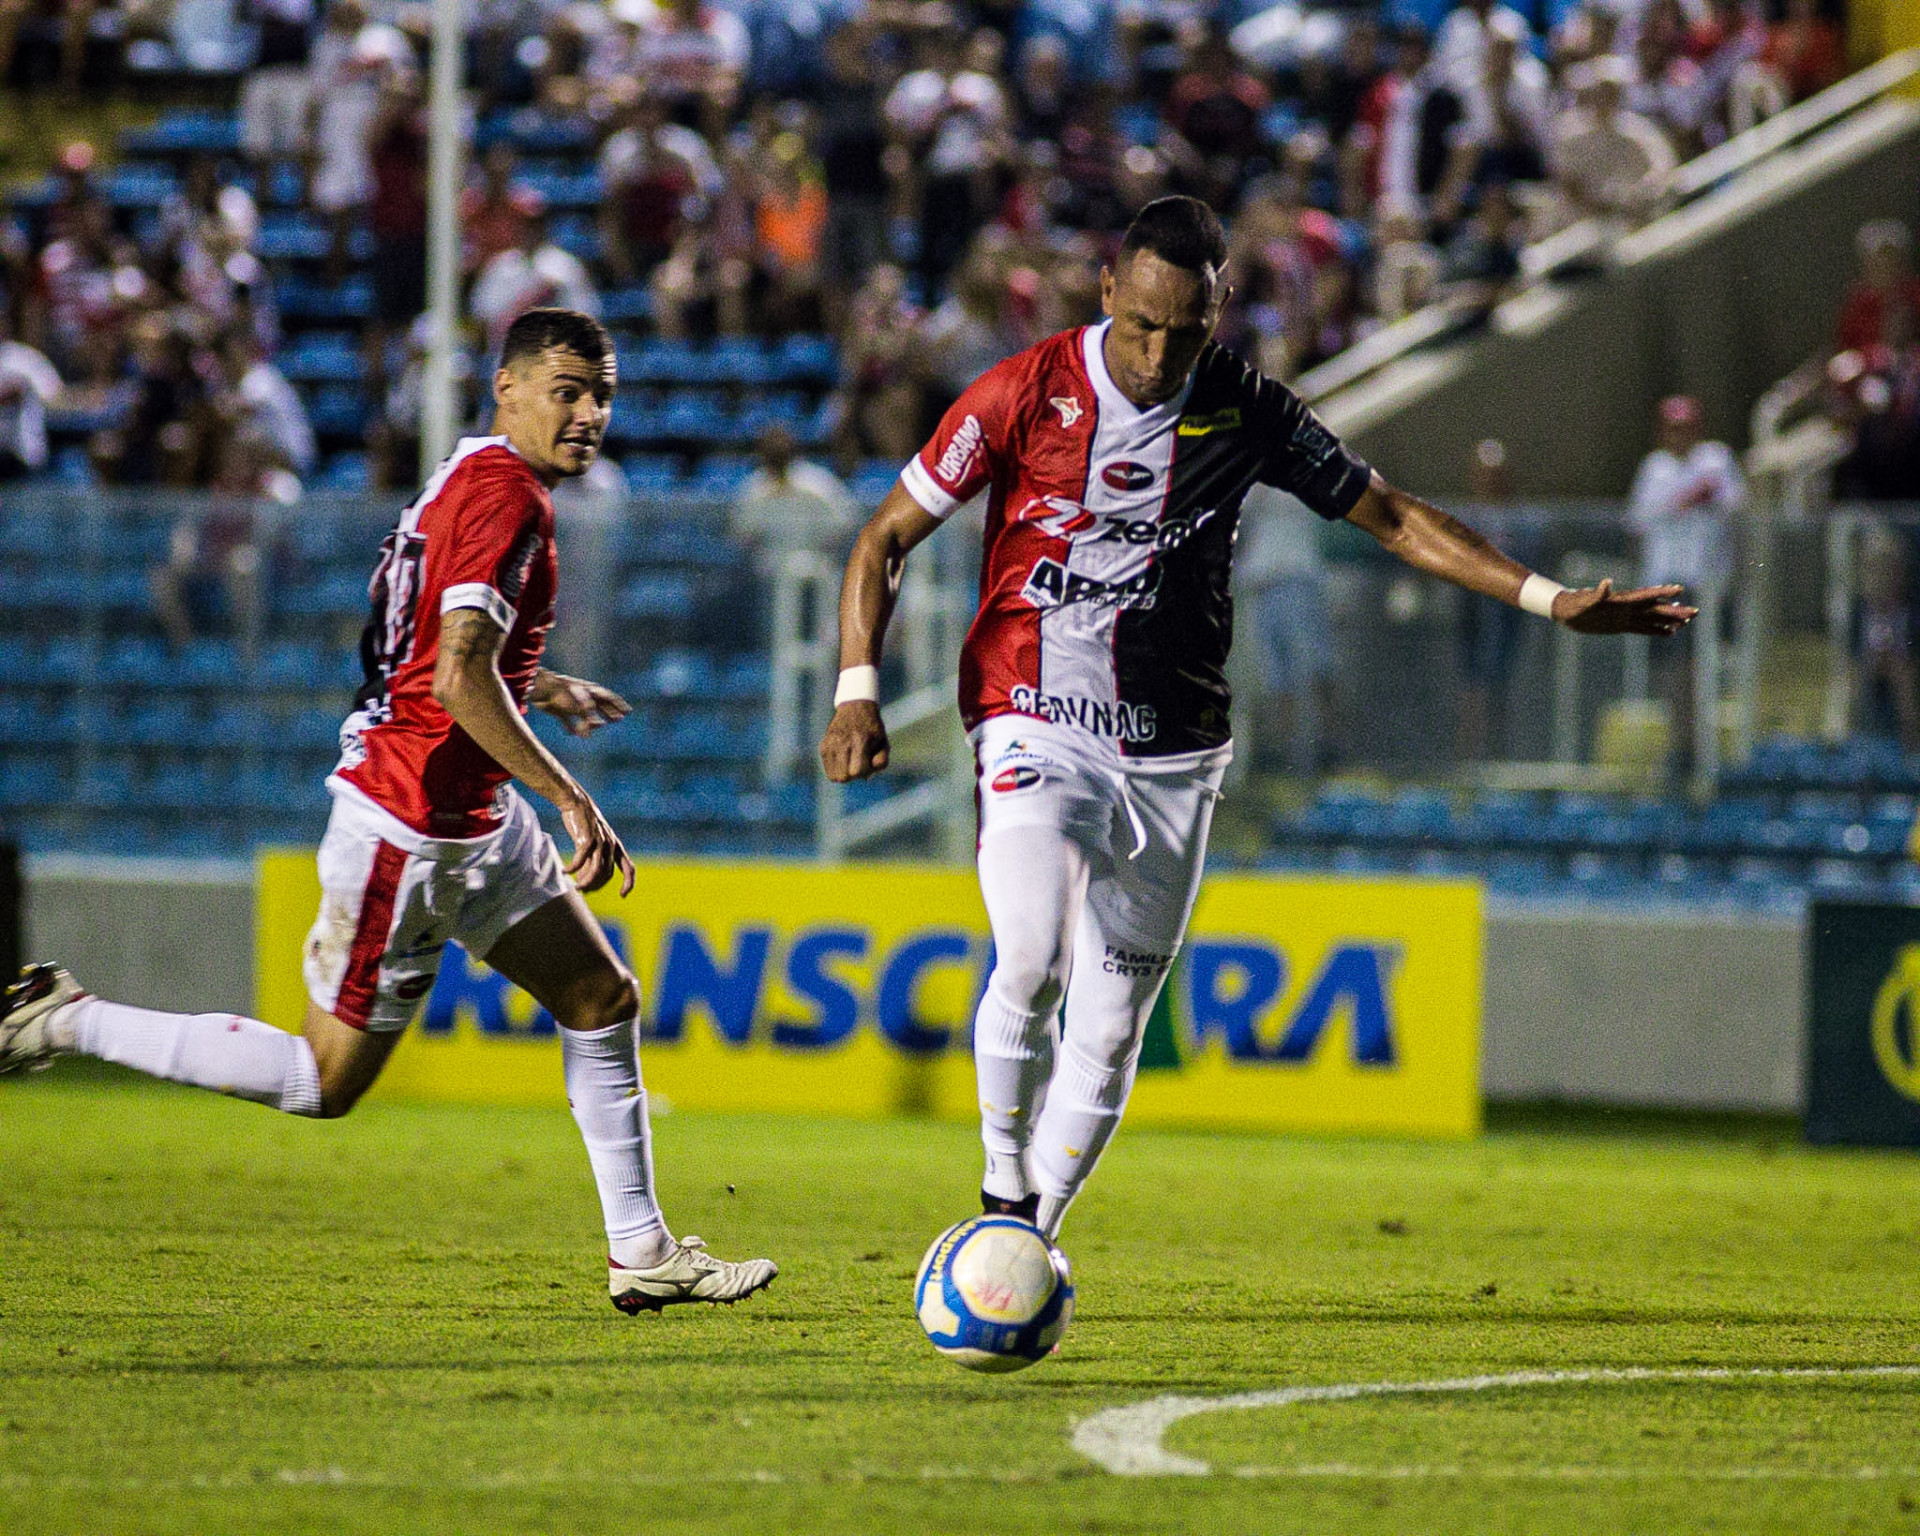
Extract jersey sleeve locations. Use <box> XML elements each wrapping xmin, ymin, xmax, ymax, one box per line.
<box><xmin>435</xmin><ymin>459</ymin><xmax>547</xmax><ymax>632</ymax></box>
<box><xmin>899</xmin><ymin>365</ymin><xmax>1011</xmax><ymax>519</ymax></box>
<box><xmin>1253</xmin><ymin>376</ymin><xmax>1374</xmax><ymax>521</ymax></box>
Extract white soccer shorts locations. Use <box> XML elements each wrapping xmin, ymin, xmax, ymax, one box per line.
<box><xmin>303</xmin><ymin>784</ymin><xmax>572</xmax><ymax>1032</ymax></box>
<box><xmin>972</xmin><ymin>714</ymin><xmax>1229</xmax><ymax>1009</ymax></box>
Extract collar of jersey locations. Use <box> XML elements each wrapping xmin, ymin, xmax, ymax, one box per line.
<box><xmin>456</xmin><ymin>434</ymin><xmax>522</xmax><ymax>461</ymax></box>
<box><xmin>1082</xmin><ymin>321</ymin><xmax>1193</xmax><ymax>428</ymax></box>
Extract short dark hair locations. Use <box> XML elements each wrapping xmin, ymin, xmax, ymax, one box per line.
<box><xmin>1118</xmin><ymin>196</ymin><xmax>1228</xmax><ymax>278</ymax></box>
<box><xmin>499</xmin><ymin>307</ymin><xmax>612</xmax><ymax>373</ymax></box>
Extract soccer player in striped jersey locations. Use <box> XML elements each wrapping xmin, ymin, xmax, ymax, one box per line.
<box><xmin>1</xmin><ymin>308</ymin><xmax>776</xmax><ymax>1313</ymax></box>
<box><xmin>820</xmin><ymin>197</ymin><xmax>1694</xmax><ymax>1240</ymax></box>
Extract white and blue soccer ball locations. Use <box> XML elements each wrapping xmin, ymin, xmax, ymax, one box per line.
<box><xmin>914</xmin><ymin>1215</ymin><xmax>1075</xmax><ymax>1373</ymax></box>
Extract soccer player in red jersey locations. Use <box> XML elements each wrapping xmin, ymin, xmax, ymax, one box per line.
<box><xmin>820</xmin><ymin>198</ymin><xmax>1695</xmax><ymax>1241</ymax></box>
<box><xmin>1</xmin><ymin>309</ymin><xmax>776</xmax><ymax>1313</ymax></box>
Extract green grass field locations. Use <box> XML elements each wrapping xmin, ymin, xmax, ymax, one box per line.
<box><xmin>3</xmin><ymin>1069</ymin><xmax>1918</xmax><ymax>1536</ymax></box>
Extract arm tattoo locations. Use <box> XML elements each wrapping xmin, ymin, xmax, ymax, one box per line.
<box><xmin>439</xmin><ymin>608</ymin><xmax>507</xmax><ymax>674</ymax></box>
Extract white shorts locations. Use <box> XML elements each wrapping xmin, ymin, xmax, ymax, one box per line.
<box><xmin>973</xmin><ymin>714</ymin><xmax>1229</xmax><ymax>877</ymax></box>
<box><xmin>303</xmin><ymin>784</ymin><xmax>572</xmax><ymax>1032</ymax></box>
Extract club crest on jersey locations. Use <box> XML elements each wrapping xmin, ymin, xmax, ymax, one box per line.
<box><xmin>990</xmin><ymin>766</ymin><xmax>1042</xmax><ymax>793</ymax></box>
<box><xmin>934</xmin><ymin>414</ymin><xmax>984</xmax><ymax>485</ymax></box>
<box><xmin>1048</xmin><ymin>395</ymin><xmax>1084</xmax><ymax>429</ymax></box>
<box><xmin>1101</xmin><ymin>461</ymin><xmax>1155</xmax><ymax>492</ymax></box>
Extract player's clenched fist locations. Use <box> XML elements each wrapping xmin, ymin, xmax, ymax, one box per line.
<box><xmin>820</xmin><ymin>701</ymin><xmax>889</xmax><ymax>782</ymax></box>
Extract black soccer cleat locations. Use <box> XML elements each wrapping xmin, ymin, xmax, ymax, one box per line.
<box><xmin>980</xmin><ymin>1189</ymin><xmax>1039</xmax><ymax>1223</ymax></box>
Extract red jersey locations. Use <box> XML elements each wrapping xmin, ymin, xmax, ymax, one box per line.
<box><xmin>333</xmin><ymin>436</ymin><xmax>556</xmax><ymax>839</ymax></box>
<box><xmin>901</xmin><ymin>324</ymin><xmax>1370</xmax><ymax>758</ymax></box>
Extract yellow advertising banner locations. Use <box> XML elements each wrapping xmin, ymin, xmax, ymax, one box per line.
<box><xmin>255</xmin><ymin>854</ymin><xmax>1483</xmax><ymax>1136</ymax></box>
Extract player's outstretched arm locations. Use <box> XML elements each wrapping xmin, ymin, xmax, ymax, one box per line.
<box><xmin>819</xmin><ymin>482</ymin><xmax>944</xmax><ymax>783</ymax></box>
<box><xmin>434</xmin><ymin>609</ymin><xmax>635</xmax><ymax>895</ymax></box>
<box><xmin>1343</xmin><ymin>473</ymin><xmax>1697</xmax><ymax>638</ymax></box>
<box><xmin>529</xmin><ymin>669</ymin><xmax>632</xmax><ymax>738</ymax></box>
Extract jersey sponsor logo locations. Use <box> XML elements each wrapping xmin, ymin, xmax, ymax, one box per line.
<box><xmin>1177</xmin><ymin>407</ymin><xmax>1242</xmax><ymax>437</ymax></box>
<box><xmin>1048</xmin><ymin>395</ymin><xmax>1084</xmax><ymax>428</ymax></box>
<box><xmin>1009</xmin><ymin>685</ymin><xmax>1158</xmax><ymax>743</ymax></box>
<box><xmin>1101</xmin><ymin>461</ymin><xmax>1155</xmax><ymax>492</ymax></box>
<box><xmin>989</xmin><ymin>765</ymin><xmax>1042</xmax><ymax>793</ymax></box>
<box><xmin>933</xmin><ymin>414</ymin><xmax>985</xmax><ymax>486</ymax></box>
<box><xmin>1013</xmin><ymin>494</ymin><xmax>1097</xmax><ymax>538</ymax></box>
<box><xmin>1089</xmin><ymin>510</ymin><xmax>1211</xmax><ymax>551</ymax></box>
<box><xmin>1021</xmin><ymin>556</ymin><xmax>1160</xmax><ymax>611</ymax></box>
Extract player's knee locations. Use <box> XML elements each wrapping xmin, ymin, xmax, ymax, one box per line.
<box><xmin>313</xmin><ymin>1069</ymin><xmax>363</xmax><ymax>1119</ymax></box>
<box><xmin>559</xmin><ymin>968</ymin><xmax>641</xmax><ymax>1033</ymax></box>
<box><xmin>989</xmin><ymin>944</ymin><xmax>1070</xmax><ymax>1017</ymax></box>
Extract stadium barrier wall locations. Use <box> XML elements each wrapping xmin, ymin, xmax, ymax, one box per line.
<box><xmin>22</xmin><ymin>862</ymin><xmax>1808</xmax><ymax>1116</ymax></box>
<box><xmin>254</xmin><ymin>855</ymin><xmax>1484</xmax><ymax>1136</ymax></box>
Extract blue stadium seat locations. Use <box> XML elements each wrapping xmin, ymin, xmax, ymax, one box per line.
<box><xmin>773</xmin><ymin>333</ymin><xmax>838</xmax><ymax>383</ymax></box>
<box><xmin>0</xmin><ymin>755</ymin><xmax>64</xmax><ymax>806</ymax></box>
<box><xmin>279</xmin><ymin>276</ymin><xmax>375</xmax><ymax>322</ymax></box>
<box><xmin>601</xmin><ymin>289</ymin><xmax>654</xmax><ymax>325</ymax></box>
<box><xmin>616</xmin><ymin>572</ymin><xmax>697</xmax><ymax>621</ymax></box>
<box><xmin>624</xmin><ymin>456</ymin><xmax>682</xmax><ymax>495</ymax></box>
<box><xmin>849</xmin><ymin>461</ymin><xmax>899</xmax><ymax>504</ymax></box>
<box><xmin>119</xmin><ymin>110</ymin><xmax>242</xmax><ymax>156</ymax></box>
<box><xmin>280</xmin><ymin>330</ymin><xmax>363</xmax><ymax>382</ymax></box>
<box><xmin>314</xmin><ymin>452</ymin><xmax>371</xmax><ymax>492</ymax></box>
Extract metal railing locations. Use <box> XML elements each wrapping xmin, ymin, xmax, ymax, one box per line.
<box><xmin>1297</xmin><ymin>48</ymin><xmax>1920</xmax><ymax>408</ymax></box>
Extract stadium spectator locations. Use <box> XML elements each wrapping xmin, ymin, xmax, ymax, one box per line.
<box><xmin>919</xmin><ymin>236</ymin><xmax>1021</xmax><ymax>415</ymax></box>
<box><xmin>597</xmin><ymin>85</ymin><xmax>716</xmax><ymax>284</ymax></box>
<box><xmin>221</xmin><ymin>329</ymin><xmax>314</xmax><ymax>478</ymax></box>
<box><xmin>0</xmin><ymin>310</ymin><xmax>64</xmax><ymax>479</ymax></box>
<box><xmin>1835</xmin><ymin>221</ymin><xmax>1920</xmax><ymax>356</ymax></box>
<box><xmin>307</xmin><ymin>3</ymin><xmax>412</xmax><ymax>281</ymax></box>
<box><xmin>1237</xmin><ymin>482</ymin><xmax>1340</xmax><ymax>776</ymax></box>
<box><xmin>1433</xmin><ymin>9</ymin><xmax>1553</xmax><ymax>225</ymax></box>
<box><xmin>1163</xmin><ymin>24</ymin><xmax>1271</xmax><ymax>201</ymax></box>
<box><xmin>1549</xmin><ymin>54</ymin><xmax>1677</xmax><ymax>229</ymax></box>
<box><xmin>461</xmin><ymin>144</ymin><xmax>534</xmax><ymax>277</ymax></box>
<box><xmin>471</xmin><ymin>197</ymin><xmax>600</xmax><ymax>357</ymax></box>
<box><xmin>886</xmin><ymin>24</ymin><xmax>1013</xmax><ymax>296</ymax></box>
<box><xmin>730</xmin><ymin>423</ymin><xmax>860</xmax><ymax>587</ymax></box>
<box><xmin>1433</xmin><ymin>0</ymin><xmax>1533</xmax><ymax>99</ymax></box>
<box><xmin>831</xmin><ymin>261</ymin><xmax>923</xmax><ymax>464</ymax></box>
<box><xmin>748</xmin><ymin>132</ymin><xmax>830</xmax><ymax>336</ymax></box>
<box><xmin>366</xmin><ymin>66</ymin><xmax>429</xmax><ymax>377</ymax></box>
<box><xmin>1627</xmin><ymin>395</ymin><xmax>1743</xmax><ymax>780</ymax></box>
<box><xmin>239</xmin><ymin>0</ymin><xmax>320</xmax><ymax>166</ymax></box>
<box><xmin>1855</xmin><ymin>522</ymin><xmax>1919</xmax><ymax>749</ymax></box>
<box><xmin>91</xmin><ymin>313</ymin><xmax>207</xmax><ymax>486</ymax></box>
<box><xmin>815</xmin><ymin>20</ymin><xmax>892</xmax><ymax>317</ymax></box>
<box><xmin>638</xmin><ymin>0</ymin><xmax>750</xmax><ymax>131</ymax></box>
<box><xmin>1761</xmin><ymin>0</ymin><xmax>1845</xmax><ymax>106</ymax></box>
<box><xmin>1441</xmin><ymin>179</ymin><xmax>1525</xmax><ymax>312</ymax></box>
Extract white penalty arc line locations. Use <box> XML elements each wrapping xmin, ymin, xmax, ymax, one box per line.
<box><xmin>1071</xmin><ymin>1364</ymin><xmax>1920</xmax><ymax>1477</ymax></box>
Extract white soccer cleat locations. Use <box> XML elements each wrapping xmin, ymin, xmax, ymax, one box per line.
<box><xmin>0</xmin><ymin>964</ymin><xmax>84</xmax><ymax>1075</ymax></box>
<box><xmin>608</xmin><ymin>1236</ymin><xmax>778</xmax><ymax>1314</ymax></box>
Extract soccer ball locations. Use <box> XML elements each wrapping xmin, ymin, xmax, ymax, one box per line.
<box><xmin>913</xmin><ymin>1215</ymin><xmax>1075</xmax><ymax>1373</ymax></box>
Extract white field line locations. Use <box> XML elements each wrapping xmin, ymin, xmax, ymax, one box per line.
<box><xmin>1071</xmin><ymin>1364</ymin><xmax>1920</xmax><ymax>1477</ymax></box>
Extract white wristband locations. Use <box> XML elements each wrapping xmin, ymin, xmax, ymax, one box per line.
<box><xmin>833</xmin><ymin>665</ymin><xmax>880</xmax><ymax>707</ymax></box>
<box><xmin>1518</xmin><ymin>573</ymin><xmax>1566</xmax><ymax>620</ymax></box>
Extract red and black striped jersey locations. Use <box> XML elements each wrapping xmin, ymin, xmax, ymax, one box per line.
<box><xmin>901</xmin><ymin>323</ymin><xmax>1371</xmax><ymax>758</ymax></box>
<box><xmin>333</xmin><ymin>435</ymin><xmax>557</xmax><ymax>840</ymax></box>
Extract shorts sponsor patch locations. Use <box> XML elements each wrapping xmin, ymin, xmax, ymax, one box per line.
<box><xmin>990</xmin><ymin>766</ymin><xmax>1042</xmax><ymax>793</ymax></box>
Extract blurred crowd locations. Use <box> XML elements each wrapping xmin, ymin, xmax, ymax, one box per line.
<box><xmin>0</xmin><ymin>0</ymin><xmax>1855</xmax><ymax>501</ymax></box>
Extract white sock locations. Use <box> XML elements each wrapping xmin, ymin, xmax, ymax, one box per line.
<box><xmin>561</xmin><ymin>1019</ymin><xmax>671</xmax><ymax>1268</ymax></box>
<box><xmin>58</xmin><ymin>997</ymin><xmax>323</xmax><ymax>1116</ymax></box>
<box><xmin>973</xmin><ymin>991</ymin><xmax>1054</xmax><ymax>1202</ymax></box>
<box><xmin>1031</xmin><ymin>1040</ymin><xmax>1137</xmax><ymax>1240</ymax></box>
